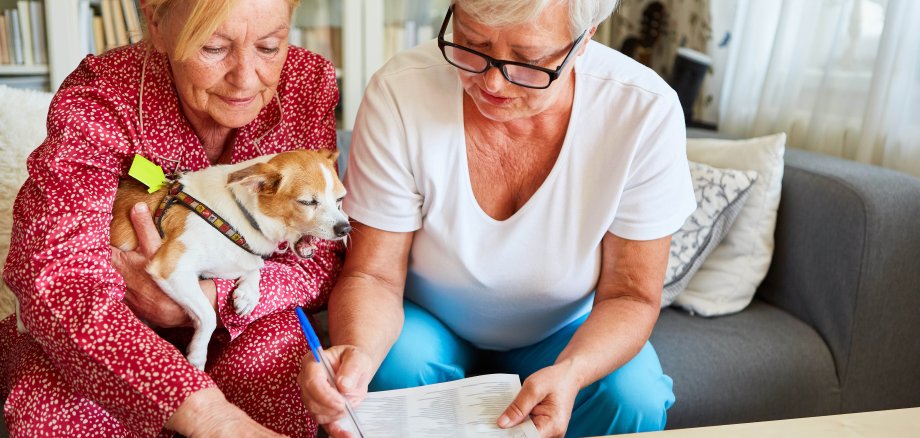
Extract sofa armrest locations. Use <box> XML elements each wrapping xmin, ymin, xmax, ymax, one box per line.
<box><xmin>758</xmin><ymin>148</ymin><xmax>920</xmax><ymax>413</ymax></box>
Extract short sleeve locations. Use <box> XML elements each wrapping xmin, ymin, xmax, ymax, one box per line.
<box><xmin>610</xmin><ymin>93</ymin><xmax>696</xmax><ymax>240</ymax></box>
<box><xmin>342</xmin><ymin>74</ymin><xmax>423</xmax><ymax>232</ymax></box>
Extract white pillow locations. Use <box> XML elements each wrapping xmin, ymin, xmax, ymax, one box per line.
<box><xmin>662</xmin><ymin>162</ymin><xmax>757</xmax><ymax>307</ymax></box>
<box><xmin>0</xmin><ymin>85</ymin><xmax>53</xmax><ymax>320</ymax></box>
<box><xmin>674</xmin><ymin>133</ymin><xmax>786</xmax><ymax>316</ymax></box>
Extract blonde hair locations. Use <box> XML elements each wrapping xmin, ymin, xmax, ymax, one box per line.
<box><xmin>455</xmin><ymin>0</ymin><xmax>619</xmax><ymax>38</ymax></box>
<box><xmin>143</xmin><ymin>0</ymin><xmax>300</xmax><ymax>60</ymax></box>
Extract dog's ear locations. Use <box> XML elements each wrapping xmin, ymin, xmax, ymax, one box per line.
<box><xmin>228</xmin><ymin>163</ymin><xmax>281</xmax><ymax>195</ymax></box>
<box><xmin>317</xmin><ymin>148</ymin><xmax>339</xmax><ymax>165</ymax></box>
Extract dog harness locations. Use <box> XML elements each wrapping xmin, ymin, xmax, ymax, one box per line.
<box><xmin>153</xmin><ymin>181</ymin><xmax>260</xmax><ymax>255</ymax></box>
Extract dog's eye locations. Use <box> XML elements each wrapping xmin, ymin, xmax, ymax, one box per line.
<box><xmin>298</xmin><ymin>199</ymin><xmax>319</xmax><ymax>207</ymax></box>
<box><xmin>336</xmin><ymin>197</ymin><xmax>344</xmax><ymax>203</ymax></box>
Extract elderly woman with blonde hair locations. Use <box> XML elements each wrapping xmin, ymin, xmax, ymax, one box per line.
<box><xmin>0</xmin><ymin>0</ymin><xmax>341</xmax><ymax>436</ymax></box>
<box><xmin>299</xmin><ymin>0</ymin><xmax>696</xmax><ymax>436</ymax></box>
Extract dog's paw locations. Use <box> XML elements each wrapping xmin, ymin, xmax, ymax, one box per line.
<box><xmin>233</xmin><ymin>276</ymin><xmax>260</xmax><ymax>316</ymax></box>
<box><xmin>15</xmin><ymin>300</ymin><xmax>28</xmax><ymax>334</ymax></box>
<box><xmin>234</xmin><ymin>292</ymin><xmax>259</xmax><ymax>316</ymax></box>
<box><xmin>187</xmin><ymin>352</ymin><xmax>207</xmax><ymax>371</ymax></box>
<box><xmin>15</xmin><ymin>314</ymin><xmax>27</xmax><ymax>334</ymax></box>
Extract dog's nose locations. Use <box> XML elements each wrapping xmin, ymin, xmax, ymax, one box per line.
<box><xmin>334</xmin><ymin>222</ymin><xmax>352</xmax><ymax>238</ymax></box>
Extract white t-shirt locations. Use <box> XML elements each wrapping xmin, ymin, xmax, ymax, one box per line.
<box><xmin>343</xmin><ymin>39</ymin><xmax>695</xmax><ymax>350</ymax></box>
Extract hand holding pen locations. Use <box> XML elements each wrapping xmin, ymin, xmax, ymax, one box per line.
<box><xmin>296</xmin><ymin>307</ymin><xmax>371</xmax><ymax>438</ymax></box>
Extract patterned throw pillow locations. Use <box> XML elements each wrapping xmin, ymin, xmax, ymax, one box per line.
<box><xmin>662</xmin><ymin>162</ymin><xmax>758</xmax><ymax>307</ymax></box>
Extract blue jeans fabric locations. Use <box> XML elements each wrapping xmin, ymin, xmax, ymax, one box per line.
<box><xmin>369</xmin><ymin>300</ymin><xmax>676</xmax><ymax>437</ymax></box>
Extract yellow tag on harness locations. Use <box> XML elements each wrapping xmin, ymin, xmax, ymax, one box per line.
<box><xmin>128</xmin><ymin>154</ymin><xmax>168</xmax><ymax>193</ymax></box>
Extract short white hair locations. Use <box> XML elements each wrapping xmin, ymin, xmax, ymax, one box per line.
<box><xmin>454</xmin><ymin>0</ymin><xmax>619</xmax><ymax>38</ymax></box>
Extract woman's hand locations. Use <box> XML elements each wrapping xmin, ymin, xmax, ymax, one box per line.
<box><xmin>111</xmin><ymin>202</ymin><xmax>216</xmax><ymax>328</ymax></box>
<box><xmin>168</xmin><ymin>387</ymin><xmax>286</xmax><ymax>437</ymax></box>
<box><xmin>298</xmin><ymin>345</ymin><xmax>376</xmax><ymax>437</ymax></box>
<box><xmin>498</xmin><ymin>361</ymin><xmax>582</xmax><ymax>438</ymax></box>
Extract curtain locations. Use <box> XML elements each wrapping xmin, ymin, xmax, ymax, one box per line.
<box><xmin>718</xmin><ymin>0</ymin><xmax>920</xmax><ymax>177</ymax></box>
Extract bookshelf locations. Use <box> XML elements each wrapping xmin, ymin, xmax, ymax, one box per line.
<box><xmin>0</xmin><ymin>64</ymin><xmax>46</xmax><ymax>74</ymax></box>
<box><xmin>0</xmin><ymin>0</ymin><xmax>49</xmax><ymax>89</ymax></box>
<box><xmin>293</xmin><ymin>0</ymin><xmax>450</xmax><ymax>129</ymax></box>
<box><xmin>0</xmin><ymin>0</ymin><xmax>139</xmax><ymax>92</ymax></box>
<box><xmin>2</xmin><ymin>1</ymin><xmax>619</xmax><ymax>129</ymax></box>
<box><xmin>2</xmin><ymin>1</ymin><xmax>520</xmax><ymax>130</ymax></box>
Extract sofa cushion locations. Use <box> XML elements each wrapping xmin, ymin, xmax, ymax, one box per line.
<box><xmin>651</xmin><ymin>299</ymin><xmax>840</xmax><ymax>429</ymax></box>
<box><xmin>760</xmin><ymin>148</ymin><xmax>920</xmax><ymax>413</ymax></box>
<box><xmin>676</xmin><ymin>133</ymin><xmax>786</xmax><ymax>316</ymax></box>
<box><xmin>663</xmin><ymin>162</ymin><xmax>756</xmax><ymax>307</ymax></box>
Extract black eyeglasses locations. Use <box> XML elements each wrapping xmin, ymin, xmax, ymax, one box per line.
<box><xmin>437</xmin><ymin>6</ymin><xmax>587</xmax><ymax>90</ymax></box>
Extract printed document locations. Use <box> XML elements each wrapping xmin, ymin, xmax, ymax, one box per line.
<box><xmin>354</xmin><ymin>373</ymin><xmax>540</xmax><ymax>437</ymax></box>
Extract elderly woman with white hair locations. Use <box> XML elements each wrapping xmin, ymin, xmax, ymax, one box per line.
<box><xmin>299</xmin><ymin>0</ymin><xmax>695</xmax><ymax>436</ymax></box>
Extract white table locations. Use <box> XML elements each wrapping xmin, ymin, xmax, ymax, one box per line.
<box><xmin>615</xmin><ymin>408</ymin><xmax>920</xmax><ymax>437</ymax></box>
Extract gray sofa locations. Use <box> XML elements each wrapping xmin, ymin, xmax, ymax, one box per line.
<box><xmin>653</xmin><ymin>141</ymin><xmax>920</xmax><ymax>428</ymax></box>
<box><xmin>3</xmin><ymin>133</ymin><xmax>919</xmax><ymax>436</ymax></box>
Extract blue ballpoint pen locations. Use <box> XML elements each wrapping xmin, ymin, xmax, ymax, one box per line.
<box><xmin>296</xmin><ymin>307</ymin><xmax>367</xmax><ymax>438</ymax></box>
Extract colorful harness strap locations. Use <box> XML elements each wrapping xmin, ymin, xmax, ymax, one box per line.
<box><xmin>154</xmin><ymin>181</ymin><xmax>260</xmax><ymax>255</ymax></box>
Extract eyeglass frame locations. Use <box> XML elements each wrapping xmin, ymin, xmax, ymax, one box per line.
<box><xmin>436</xmin><ymin>5</ymin><xmax>588</xmax><ymax>90</ymax></box>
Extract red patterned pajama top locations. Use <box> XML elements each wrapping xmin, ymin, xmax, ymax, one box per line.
<box><xmin>1</xmin><ymin>43</ymin><xmax>342</xmax><ymax>436</ymax></box>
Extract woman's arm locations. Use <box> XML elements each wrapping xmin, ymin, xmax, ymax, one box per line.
<box><xmin>111</xmin><ymin>201</ymin><xmax>221</xmax><ymax>328</ymax></box>
<box><xmin>166</xmin><ymin>387</ymin><xmax>284</xmax><ymax>437</ymax></box>
<box><xmin>330</xmin><ymin>222</ymin><xmax>413</xmax><ymax>365</ymax></box>
<box><xmin>499</xmin><ymin>232</ymin><xmax>670</xmax><ymax>436</ymax></box>
<box><xmin>299</xmin><ymin>222</ymin><xmax>413</xmax><ymax>432</ymax></box>
<box><xmin>3</xmin><ymin>93</ymin><xmax>221</xmax><ymax>436</ymax></box>
<box><xmin>210</xmin><ymin>239</ymin><xmax>345</xmax><ymax>339</ymax></box>
<box><xmin>554</xmin><ymin>232</ymin><xmax>668</xmax><ymax>384</ymax></box>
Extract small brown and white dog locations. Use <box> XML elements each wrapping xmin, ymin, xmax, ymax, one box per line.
<box><xmin>17</xmin><ymin>149</ymin><xmax>350</xmax><ymax>370</ymax></box>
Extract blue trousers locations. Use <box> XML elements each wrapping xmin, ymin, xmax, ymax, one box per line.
<box><xmin>369</xmin><ymin>300</ymin><xmax>675</xmax><ymax>437</ymax></box>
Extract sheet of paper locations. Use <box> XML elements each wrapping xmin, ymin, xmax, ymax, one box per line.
<box><xmin>354</xmin><ymin>373</ymin><xmax>540</xmax><ymax>438</ymax></box>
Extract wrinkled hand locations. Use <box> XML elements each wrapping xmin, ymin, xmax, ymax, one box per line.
<box><xmin>299</xmin><ymin>345</ymin><xmax>376</xmax><ymax>437</ymax></box>
<box><xmin>498</xmin><ymin>363</ymin><xmax>581</xmax><ymax>438</ymax></box>
<box><xmin>111</xmin><ymin>202</ymin><xmax>208</xmax><ymax>328</ymax></box>
<box><xmin>168</xmin><ymin>387</ymin><xmax>287</xmax><ymax>438</ymax></box>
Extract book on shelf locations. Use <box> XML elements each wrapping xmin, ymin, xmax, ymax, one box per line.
<box><xmin>92</xmin><ymin>16</ymin><xmax>105</xmax><ymax>56</ymax></box>
<box><xmin>8</xmin><ymin>9</ymin><xmax>23</xmax><ymax>65</ymax></box>
<box><xmin>0</xmin><ymin>14</ymin><xmax>8</xmax><ymax>65</ymax></box>
<box><xmin>15</xmin><ymin>1</ymin><xmax>32</xmax><ymax>65</ymax></box>
<box><xmin>110</xmin><ymin>0</ymin><xmax>129</xmax><ymax>47</ymax></box>
<box><xmin>80</xmin><ymin>0</ymin><xmax>141</xmax><ymax>55</ymax></box>
<box><xmin>28</xmin><ymin>0</ymin><xmax>45</xmax><ymax>64</ymax></box>
<box><xmin>77</xmin><ymin>0</ymin><xmax>93</xmax><ymax>54</ymax></box>
<box><xmin>0</xmin><ymin>1</ymin><xmax>48</xmax><ymax>67</ymax></box>
<box><xmin>120</xmin><ymin>0</ymin><xmax>141</xmax><ymax>44</ymax></box>
<box><xmin>99</xmin><ymin>0</ymin><xmax>117</xmax><ymax>52</ymax></box>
